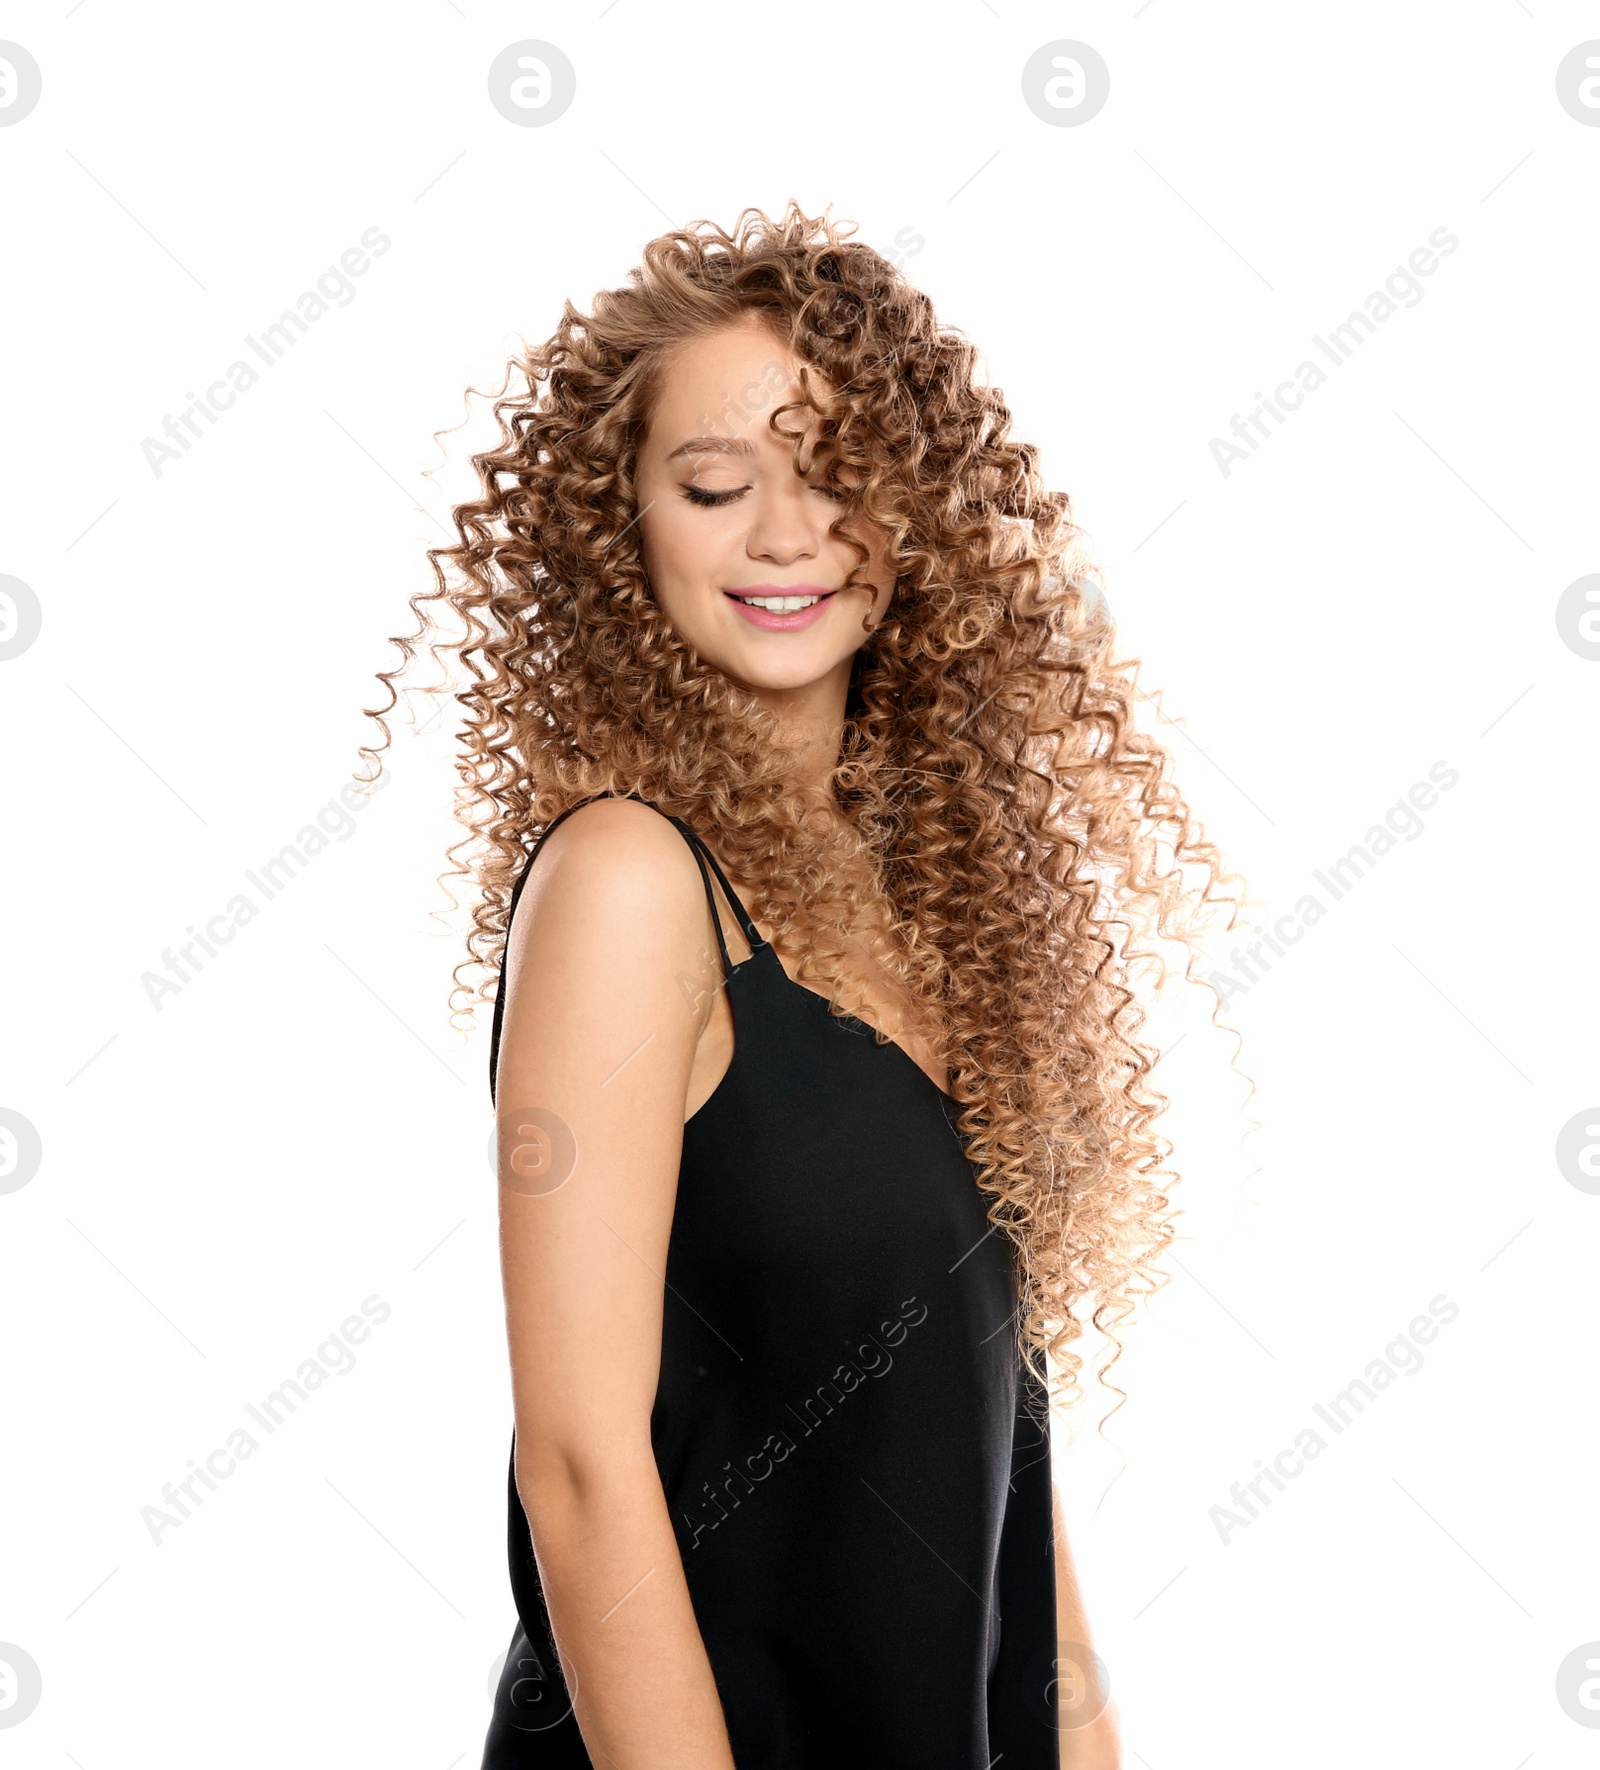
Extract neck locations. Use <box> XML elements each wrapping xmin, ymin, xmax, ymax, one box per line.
<box><xmin>749</xmin><ymin>659</ymin><xmax>854</xmax><ymax>807</ymax></box>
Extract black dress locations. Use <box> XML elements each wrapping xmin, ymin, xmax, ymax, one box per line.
<box><xmin>481</xmin><ymin>795</ymin><xmax>1060</xmax><ymax>1768</ymax></box>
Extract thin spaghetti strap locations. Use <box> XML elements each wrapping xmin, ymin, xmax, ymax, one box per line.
<box><xmin>666</xmin><ymin>820</ymin><xmax>766</xmax><ymax>954</ymax></box>
<box><xmin>680</xmin><ymin>838</ymin><xmax>736</xmax><ymax>983</ymax></box>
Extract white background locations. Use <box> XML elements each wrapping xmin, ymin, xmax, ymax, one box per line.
<box><xmin>2</xmin><ymin>3</ymin><xmax>1596</xmax><ymax>1765</ymax></box>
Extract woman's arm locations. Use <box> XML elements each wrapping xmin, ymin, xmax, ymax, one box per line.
<box><xmin>495</xmin><ymin>798</ymin><xmax>737</xmax><ymax>1769</ymax></box>
<box><xmin>1052</xmin><ymin>1481</ymin><xmax>1123</xmax><ymax>1768</ymax></box>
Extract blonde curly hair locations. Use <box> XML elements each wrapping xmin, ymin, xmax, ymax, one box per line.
<box><xmin>361</xmin><ymin>200</ymin><xmax>1244</xmax><ymax>1424</ymax></box>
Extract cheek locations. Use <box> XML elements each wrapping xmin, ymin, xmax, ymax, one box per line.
<box><xmin>639</xmin><ymin>507</ymin><xmax>733</xmax><ymax>606</ymax></box>
<box><xmin>635</xmin><ymin>520</ymin><xmax>663</xmax><ymax>584</ymax></box>
<box><xmin>842</xmin><ymin>522</ymin><xmax>894</xmax><ymax>586</ymax></box>
<box><xmin>639</xmin><ymin>509</ymin><xmax>691</xmax><ymax>582</ymax></box>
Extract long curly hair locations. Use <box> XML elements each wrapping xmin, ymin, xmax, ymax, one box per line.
<box><xmin>360</xmin><ymin>200</ymin><xmax>1244</xmax><ymax>1425</ymax></box>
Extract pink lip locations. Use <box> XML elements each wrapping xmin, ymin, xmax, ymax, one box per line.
<box><xmin>723</xmin><ymin>584</ymin><xmax>837</xmax><ymax>632</ymax></box>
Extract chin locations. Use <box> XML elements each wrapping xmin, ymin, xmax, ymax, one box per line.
<box><xmin>705</xmin><ymin>644</ymin><xmax>837</xmax><ymax>693</ymax></box>
<box><xmin>730</xmin><ymin>655</ymin><xmax>835</xmax><ymax>691</ymax></box>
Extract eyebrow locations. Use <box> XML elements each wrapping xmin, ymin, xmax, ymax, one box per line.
<box><xmin>663</xmin><ymin>435</ymin><xmax>760</xmax><ymax>462</ymax></box>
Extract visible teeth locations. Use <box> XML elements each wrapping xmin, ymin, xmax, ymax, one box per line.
<box><xmin>737</xmin><ymin>594</ymin><xmax>822</xmax><ymax>611</ymax></box>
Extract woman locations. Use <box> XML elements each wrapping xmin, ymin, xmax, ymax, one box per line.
<box><xmin>364</xmin><ymin>203</ymin><xmax>1234</xmax><ymax>1768</ymax></box>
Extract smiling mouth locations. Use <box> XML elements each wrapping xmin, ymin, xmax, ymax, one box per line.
<box><xmin>724</xmin><ymin>589</ymin><xmax>836</xmax><ymax>611</ymax></box>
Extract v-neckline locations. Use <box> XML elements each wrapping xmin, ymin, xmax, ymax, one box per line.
<box><xmin>748</xmin><ymin>942</ymin><xmax>955</xmax><ymax>1101</ymax></box>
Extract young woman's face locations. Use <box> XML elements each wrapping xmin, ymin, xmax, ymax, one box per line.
<box><xmin>634</xmin><ymin>316</ymin><xmax>896</xmax><ymax>697</ymax></box>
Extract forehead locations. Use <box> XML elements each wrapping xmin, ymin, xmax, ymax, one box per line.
<box><xmin>644</xmin><ymin>317</ymin><xmax>832</xmax><ymax>451</ymax></box>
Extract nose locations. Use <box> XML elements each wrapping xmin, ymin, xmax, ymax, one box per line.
<box><xmin>743</xmin><ymin>481</ymin><xmax>823</xmax><ymax>568</ymax></box>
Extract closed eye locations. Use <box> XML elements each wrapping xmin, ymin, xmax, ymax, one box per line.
<box><xmin>681</xmin><ymin>483</ymin><xmax>747</xmax><ymax>507</ymax></box>
<box><xmin>680</xmin><ymin>479</ymin><xmax>845</xmax><ymax>508</ymax></box>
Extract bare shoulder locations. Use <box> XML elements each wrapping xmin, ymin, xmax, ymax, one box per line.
<box><xmin>493</xmin><ymin>800</ymin><xmax>723</xmax><ymax>1488</ymax></box>
<box><xmin>496</xmin><ymin>799</ymin><xmax>718</xmax><ymax>1114</ymax></box>
<box><xmin>533</xmin><ymin>794</ymin><xmax>697</xmax><ymax>875</ymax></box>
<box><xmin>506</xmin><ymin>796</ymin><xmax>707</xmax><ymax>963</ymax></box>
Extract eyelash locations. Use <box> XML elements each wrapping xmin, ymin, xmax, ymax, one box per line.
<box><xmin>680</xmin><ymin>482</ymin><xmax>847</xmax><ymax>507</ymax></box>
